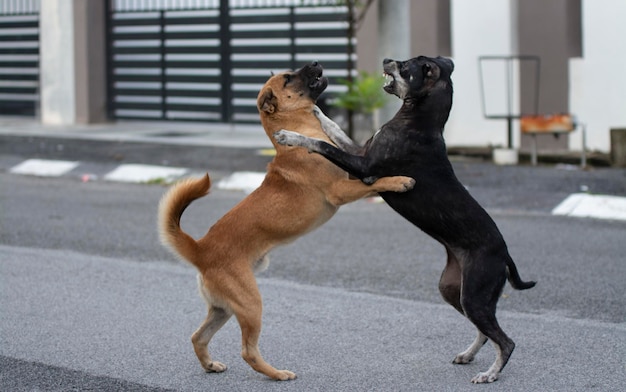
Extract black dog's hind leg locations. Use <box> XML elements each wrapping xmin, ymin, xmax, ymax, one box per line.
<box><xmin>440</xmin><ymin>249</ymin><xmax>489</xmax><ymax>365</ymax></box>
<box><xmin>438</xmin><ymin>248</ymin><xmax>463</xmax><ymax>313</ymax></box>
<box><xmin>460</xmin><ymin>262</ymin><xmax>514</xmax><ymax>383</ymax></box>
<box><xmin>274</xmin><ymin>130</ymin><xmax>376</xmax><ymax>183</ymax></box>
<box><xmin>453</xmin><ymin>330</ymin><xmax>488</xmax><ymax>365</ymax></box>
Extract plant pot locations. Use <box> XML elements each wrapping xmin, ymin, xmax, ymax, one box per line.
<box><xmin>493</xmin><ymin>148</ymin><xmax>518</xmax><ymax>165</ymax></box>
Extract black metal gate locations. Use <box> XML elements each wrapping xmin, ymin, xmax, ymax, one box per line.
<box><xmin>0</xmin><ymin>6</ymin><xmax>40</xmax><ymax>116</ymax></box>
<box><xmin>107</xmin><ymin>0</ymin><xmax>352</xmax><ymax>123</ymax></box>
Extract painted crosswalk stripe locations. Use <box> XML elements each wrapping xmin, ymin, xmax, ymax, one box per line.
<box><xmin>552</xmin><ymin>193</ymin><xmax>626</xmax><ymax>221</ymax></box>
<box><xmin>217</xmin><ymin>171</ymin><xmax>265</xmax><ymax>193</ymax></box>
<box><xmin>10</xmin><ymin>159</ymin><xmax>79</xmax><ymax>177</ymax></box>
<box><xmin>104</xmin><ymin>164</ymin><xmax>188</xmax><ymax>183</ymax></box>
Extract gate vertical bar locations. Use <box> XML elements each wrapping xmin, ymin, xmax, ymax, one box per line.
<box><xmin>159</xmin><ymin>10</ymin><xmax>167</xmax><ymax>119</ymax></box>
<box><xmin>289</xmin><ymin>5</ymin><xmax>297</xmax><ymax>70</ymax></box>
<box><xmin>104</xmin><ymin>0</ymin><xmax>114</xmax><ymax>120</ymax></box>
<box><xmin>219</xmin><ymin>0</ymin><xmax>232</xmax><ymax>122</ymax></box>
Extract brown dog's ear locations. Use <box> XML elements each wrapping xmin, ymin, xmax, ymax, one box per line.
<box><xmin>258</xmin><ymin>88</ymin><xmax>277</xmax><ymax>114</ymax></box>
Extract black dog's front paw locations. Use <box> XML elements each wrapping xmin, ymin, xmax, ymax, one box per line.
<box><xmin>273</xmin><ymin>130</ymin><xmax>294</xmax><ymax>146</ymax></box>
<box><xmin>363</xmin><ymin>176</ymin><xmax>378</xmax><ymax>185</ymax></box>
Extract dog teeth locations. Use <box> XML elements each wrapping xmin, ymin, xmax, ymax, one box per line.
<box><xmin>383</xmin><ymin>73</ymin><xmax>394</xmax><ymax>87</ymax></box>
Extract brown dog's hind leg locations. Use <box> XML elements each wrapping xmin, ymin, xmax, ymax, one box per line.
<box><xmin>192</xmin><ymin>305</ymin><xmax>232</xmax><ymax>373</ymax></box>
<box><xmin>238</xmin><ymin>313</ymin><xmax>296</xmax><ymax>381</ymax></box>
<box><xmin>225</xmin><ymin>269</ymin><xmax>296</xmax><ymax>381</ymax></box>
<box><xmin>192</xmin><ymin>274</ymin><xmax>232</xmax><ymax>373</ymax></box>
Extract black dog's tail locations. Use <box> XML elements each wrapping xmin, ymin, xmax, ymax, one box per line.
<box><xmin>506</xmin><ymin>257</ymin><xmax>536</xmax><ymax>290</ymax></box>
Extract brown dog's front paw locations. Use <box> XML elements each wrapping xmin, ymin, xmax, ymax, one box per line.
<box><xmin>400</xmin><ymin>177</ymin><xmax>416</xmax><ymax>191</ymax></box>
<box><xmin>390</xmin><ymin>176</ymin><xmax>415</xmax><ymax>192</ymax></box>
<box><xmin>273</xmin><ymin>369</ymin><xmax>297</xmax><ymax>381</ymax></box>
<box><xmin>373</xmin><ymin>176</ymin><xmax>415</xmax><ymax>193</ymax></box>
<box><xmin>203</xmin><ymin>361</ymin><xmax>227</xmax><ymax>373</ymax></box>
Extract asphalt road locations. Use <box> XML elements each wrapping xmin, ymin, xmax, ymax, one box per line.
<box><xmin>1</xmin><ymin>171</ymin><xmax>625</xmax><ymax>391</ymax></box>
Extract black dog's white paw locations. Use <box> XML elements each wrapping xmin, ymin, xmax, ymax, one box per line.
<box><xmin>471</xmin><ymin>371</ymin><xmax>499</xmax><ymax>384</ymax></box>
<box><xmin>273</xmin><ymin>130</ymin><xmax>298</xmax><ymax>146</ymax></box>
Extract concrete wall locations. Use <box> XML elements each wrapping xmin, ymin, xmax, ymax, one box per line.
<box><xmin>517</xmin><ymin>0</ymin><xmax>581</xmax><ymax>152</ymax></box>
<box><xmin>32</xmin><ymin>0</ymin><xmax>624</xmax><ymax>152</ymax></box>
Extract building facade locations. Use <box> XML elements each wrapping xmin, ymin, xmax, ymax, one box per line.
<box><xmin>0</xmin><ymin>0</ymin><xmax>624</xmax><ymax>153</ymax></box>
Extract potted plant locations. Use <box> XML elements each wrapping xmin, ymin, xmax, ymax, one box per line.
<box><xmin>332</xmin><ymin>70</ymin><xmax>388</xmax><ymax>143</ymax></box>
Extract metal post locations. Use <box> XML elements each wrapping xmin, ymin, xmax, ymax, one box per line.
<box><xmin>506</xmin><ymin>58</ymin><xmax>513</xmax><ymax>149</ymax></box>
<box><xmin>531</xmin><ymin>133</ymin><xmax>538</xmax><ymax>166</ymax></box>
<box><xmin>159</xmin><ymin>10</ymin><xmax>166</xmax><ymax>119</ymax></box>
<box><xmin>219</xmin><ymin>0</ymin><xmax>232</xmax><ymax>123</ymax></box>
<box><xmin>289</xmin><ymin>6</ymin><xmax>297</xmax><ymax>70</ymax></box>
<box><xmin>581</xmin><ymin>123</ymin><xmax>587</xmax><ymax>168</ymax></box>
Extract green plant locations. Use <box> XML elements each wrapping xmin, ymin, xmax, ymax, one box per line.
<box><xmin>332</xmin><ymin>71</ymin><xmax>388</xmax><ymax>114</ymax></box>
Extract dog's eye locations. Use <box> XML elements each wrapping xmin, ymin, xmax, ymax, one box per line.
<box><xmin>400</xmin><ymin>64</ymin><xmax>410</xmax><ymax>78</ymax></box>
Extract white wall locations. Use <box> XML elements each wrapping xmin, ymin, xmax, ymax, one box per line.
<box><xmin>569</xmin><ymin>0</ymin><xmax>626</xmax><ymax>152</ymax></box>
<box><xmin>446</xmin><ymin>0</ymin><xmax>626</xmax><ymax>153</ymax></box>
<box><xmin>446</xmin><ymin>0</ymin><xmax>520</xmax><ymax>149</ymax></box>
<box><xmin>39</xmin><ymin>0</ymin><xmax>75</xmax><ymax>125</ymax></box>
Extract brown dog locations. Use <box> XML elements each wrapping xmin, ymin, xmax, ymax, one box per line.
<box><xmin>158</xmin><ymin>62</ymin><xmax>415</xmax><ymax>381</ymax></box>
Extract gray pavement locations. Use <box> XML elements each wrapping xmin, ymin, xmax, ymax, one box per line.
<box><xmin>1</xmin><ymin>116</ymin><xmax>625</xmax><ymax>210</ymax></box>
<box><xmin>2</xmin><ymin>245</ymin><xmax>624</xmax><ymax>391</ymax></box>
<box><xmin>1</xmin><ymin>116</ymin><xmax>626</xmax><ymax>391</ymax></box>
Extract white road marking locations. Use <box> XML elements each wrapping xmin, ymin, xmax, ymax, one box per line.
<box><xmin>216</xmin><ymin>171</ymin><xmax>265</xmax><ymax>193</ymax></box>
<box><xmin>103</xmin><ymin>164</ymin><xmax>188</xmax><ymax>183</ymax></box>
<box><xmin>10</xmin><ymin>159</ymin><xmax>79</xmax><ymax>177</ymax></box>
<box><xmin>552</xmin><ymin>193</ymin><xmax>626</xmax><ymax>221</ymax></box>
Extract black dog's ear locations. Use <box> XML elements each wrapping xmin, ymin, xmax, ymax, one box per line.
<box><xmin>258</xmin><ymin>88</ymin><xmax>277</xmax><ymax>114</ymax></box>
<box><xmin>437</xmin><ymin>56</ymin><xmax>454</xmax><ymax>74</ymax></box>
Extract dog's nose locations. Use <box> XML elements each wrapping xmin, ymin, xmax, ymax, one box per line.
<box><xmin>311</xmin><ymin>61</ymin><xmax>319</xmax><ymax>67</ymax></box>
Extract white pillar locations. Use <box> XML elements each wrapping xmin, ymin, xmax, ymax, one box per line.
<box><xmin>569</xmin><ymin>0</ymin><xmax>626</xmax><ymax>152</ymax></box>
<box><xmin>40</xmin><ymin>0</ymin><xmax>76</xmax><ymax>125</ymax></box>
<box><xmin>39</xmin><ymin>0</ymin><xmax>107</xmax><ymax>125</ymax></box>
<box><xmin>377</xmin><ymin>0</ymin><xmax>411</xmax><ymax>124</ymax></box>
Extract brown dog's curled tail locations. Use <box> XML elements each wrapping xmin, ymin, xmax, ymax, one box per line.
<box><xmin>158</xmin><ymin>173</ymin><xmax>211</xmax><ymax>267</ymax></box>
<box><xmin>506</xmin><ymin>257</ymin><xmax>536</xmax><ymax>290</ymax></box>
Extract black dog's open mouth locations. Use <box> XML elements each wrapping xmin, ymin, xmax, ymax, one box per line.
<box><xmin>382</xmin><ymin>71</ymin><xmax>396</xmax><ymax>93</ymax></box>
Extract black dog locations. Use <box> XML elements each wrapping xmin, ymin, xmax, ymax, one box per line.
<box><xmin>274</xmin><ymin>56</ymin><xmax>535</xmax><ymax>384</ymax></box>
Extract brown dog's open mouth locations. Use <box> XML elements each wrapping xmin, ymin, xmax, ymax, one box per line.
<box><xmin>302</xmin><ymin>64</ymin><xmax>328</xmax><ymax>101</ymax></box>
<box><xmin>309</xmin><ymin>74</ymin><xmax>327</xmax><ymax>92</ymax></box>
